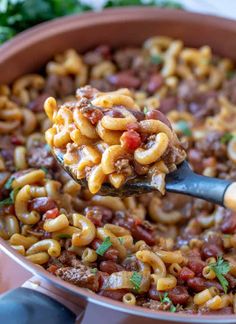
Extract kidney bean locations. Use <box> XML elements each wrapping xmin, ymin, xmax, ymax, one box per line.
<box><xmin>146</xmin><ymin>109</ymin><xmax>172</xmax><ymax>129</ymax></box>
<box><xmin>204</xmin><ymin>280</ymin><xmax>224</xmax><ymax>292</ymax></box>
<box><xmin>27</xmin><ymin>93</ymin><xmax>49</xmax><ymax>112</ymax></box>
<box><xmin>82</xmin><ymin>107</ymin><xmax>103</xmax><ymax>125</ymax></box>
<box><xmin>28</xmin><ymin>197</ymin><xmax>57</xmax><ymax>213</ymax></box>
<box><xmin>188</xmin><ymin>149</ymin><xmax>203</xmax><ymax>173</ymax></box>
<box><xmin>107</xmin><ymin>71</ymin><xmax>140</xmax><ymax>89</ymax></box>
<box><xmin>201</xmin><ymin>233</ymin><xmax>223</xmax><ymax>259</ymax></box>
<box><xmin>128</xmin><ymin>109</ymin><xmax>145</xmax><ymax>122</ymax></box>
<box><xmin>179</xmin><ymin>267</ymin><xmax>195</xmax><ymax>281</ymax></box>
<box><xmin>187</xmin><ymin>277</ymin><xmax>206</xmax><ymax>292</ymax></box>
<box><xmin>99</xmin><ymin>261</ymin><xmax>124</xmax><ymax>274</ymax></box>
<box><xmin>225</xmin><ymin>273</ymin><xmax>236</xmax><ymax>289</ymax></box>
<box><xmin>11</xmin><ymin>135</ymin><xmax>25</xmax><ymax>145</ymax></box>
<box><xmin>99</xmin><ymin>289</ymin><xmax>127</xmax><ymax>301</ymax></box>
<box><xmin>106</xmin><ymin>109</ymin><xmax>124</xmax><ymax>118</ymax></box>
<box><xmin>220</xmin><ymin>211</ymin><xmax>236</xmax><ymax>234</ymax></box>
<box><xmin>85</xmin><ymin>206</ymin><xmax>113</xmax><ymax>227</ymax></box>
<box><xmin>95</xmin><ymin>45</ymin><xmax>111</xmax><ymax>60</ymax></box>
<box><xmin>147</xmin><ymin>74</ymin><xmax>164</xmax><ymax>94</ymax></box>
<box><xmin>158</xmin><ymin>97</ymin><xmax>177</xmax><ymax>114</ymax></box>
<box><xmin>133</xmin><ymin>224</ymin><xmax>155</xmax><ymax>246</ymax></box>
<box><xmin>148</xmin><ymin>284</ymin><xmax>161</xmax><ymax>300</ymax></box>
<box><xmin>91</xmin><ymin>239</ymin><xmax>119</xmax><ymax>262</ymax></box>
<box><xmin>168</xmin><ymin>286</ymin><xmax>190</xmax><ymax>305</ymax></box>
<box><xmin>187</xmin><ymin>249</ymin><xmax>206</xmax><ymax>275</ymax></box>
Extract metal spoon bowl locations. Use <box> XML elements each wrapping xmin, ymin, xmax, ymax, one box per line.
<box><xmin>52</xmin><ymin>148</ymin><xmax>236</xmax><ymax>211</ymax></box>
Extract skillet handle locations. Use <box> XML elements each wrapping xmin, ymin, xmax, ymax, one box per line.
<box><xmin>0</xmin><ymin>287</ymin><xmax>76</xmax><ymax>324</ymax></box>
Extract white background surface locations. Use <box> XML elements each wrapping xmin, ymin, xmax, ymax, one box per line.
<box><xmin>81</xmin><ymin>0</ymin><xmax>236</xmax><ymax>20</ymax></box>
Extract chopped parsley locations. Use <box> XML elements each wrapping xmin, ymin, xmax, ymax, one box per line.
<box><xmin>130</xmin><ymin>271</ymin><xmax>142</xmax><ymax>292</ymax></box>
<box><xmin>209</xmin><ymin>256</ymin><xmax>230</xmax><ymax>293</ymax></box>
<box><xmin>90</xmin><ymin>268</ymin><xmax>98</xmax><ymax>274</ymax></box>
<box><xmin>118</xmin><ymin>237</ymin><xmax>124</xmax><ymax>245</ymax></box>
<box><xmin>57</xmin><ymin>234</ymin><xmax>72</xmax><ymax>239</ymax></box>
<box><xmin>176</xmin><ymin>120</ymin><xmax>192</xmax><ymax>137</ymax></box>
<box><xmin>160</xmin><ymin>292</ymin><xmax>177</xmax><ymax>312</ymax></box>
<box><xmin>226</xmin><ymin>70</ymin><xmax>235</xmax><ymax>79</ymax></box>
<box><xmin>4</xmin><ymin>176</ymin><xmax>15</xmax><ymax>190</ymax></box>
<box><xmin>150</xmin><ymin>54</ymin><xmax>163</xmax><ymax>65</ymax></box>
<box><xmin>96</xmin><ymin>237</ymin><xmax>112</xmax><ymax>256</ymax></box>
<box><xmin>220</xmin><ymin>133</ymin><xmax>234</xmax><ymax>144</ymax></box>
<box><xmin>41</xmin><ymin>167</ymin><xmax>48</xmax><ymax>174</ymax></box>
<box><xmin>0</xmin><ymin>188</ymin><xmax>20</xmax><ymax>208</ymax></box>
<box><xmin>0</xmin><ymin>196</ymin><xmax>13</xmax><ymax>208</ymax></box>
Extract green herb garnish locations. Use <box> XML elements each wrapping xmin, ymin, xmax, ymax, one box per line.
<box><xmin>176</xmin><ymin>120</ymin><xmax>192</xmax><ymax>137</ymax></box>
<box><xmin>226</xmin><ymin>70</ymin><xmax>235</xmax><ymax>79</ymax></box>
<box><xmin>0</xmin><ymin>197</ymin><xmax>13</xmax><ymax>208</ymax></box>
<box><xmin>0</xmin><ymin>187</ymin><xmax>20</xmax><ymax>208</ymax></box>
<box><xmin>4</xmin><ymin>176</ymin><xmax>15</xmax><ymax>190</ymax></box>
<box><xmin>118</xmin><ymin>237</ymin><xmax>124</xmax><ymax>245</ymax></box>
<box><xmin>220</xmin><ymin>133</ymin><xmax>234</xmax><ymax>144</ymax></box>
<box><xmin>96</xmin><ymin>237</ymin><xmax>112</xmax><ymax>256</ymax></box>
<box><xmin>90</xmin><ymin>268</ymin><xmax>98</xmax><ymax>274</ymax></box>
<box><xmin>130</xmin><ymin>271</ymin><xmax>142</xmax><ymax>291</ymax></box>
<box><xmin>41</xmin><ymin>167</ymin><xmax>48</xmax><ymax>174</ymax></box>
<box><xmin>150</xmin><ymin>54</ymin><xmax>163</xmax><ymax>65</ymax></box>
<box><xmin>209</xmin><ymin>256</ymin><xmax>230</xmax><ymax>293</ymax></box>
<box><xmin>57</xmin><ymin>234</ymin><xmax>72</xmax><ymax>239</ymax></box>
<box><xmin>143</xmin><ymin>106</ymin><xmax>149</xmax><ymax>114</ymax></box>
<box><xmin>160</xmin><ymin>292</ymin><xmax>176</xmax><ymax>312</ymax></box>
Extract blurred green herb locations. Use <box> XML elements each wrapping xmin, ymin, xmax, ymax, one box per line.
<box><xmin>159</xmin><ymin>292</ymin><xmax>176</xmax><ymax>312</ymax></box>
<box><xmin>150</xmin><ymin>54</ymin><xmax>163</xmax><ymax>65</ymax></box>
<box><xmin>209</xmin><ymin>257</ymin><xmax>230</xmax><ymax>293</ymax></box>
<box><xmin>220</xmin><ymin>133</ymin><xmax>234</xmax><ymax>144</ymax></box>
<box><xmin>4</xmin><ymin>176</ymin><xmax>15</xmax><ymax>190</ymax></box>
<box><xmin>176</xmin><ymin>120</ymin><xmax>192</xmax><ymax>137</ymax></box>
<box><xmin>0</xmin><ymin>0</ymin><xmax>183</xmax><ymax>44</ymax></box>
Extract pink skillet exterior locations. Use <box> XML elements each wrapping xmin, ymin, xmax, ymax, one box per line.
<box><xmin>0</xmin><ymin>7</ymin><xmax>236</xmax><ymax>323</ymax></box>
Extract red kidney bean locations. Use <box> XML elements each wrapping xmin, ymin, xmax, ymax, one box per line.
<box><xmin>82</xmin><ymin>107</ymin><xmax>103</xmax><ymax>125</ymax></box>
<box><xmin>91</xmin><ymin>239</ymin><xmax>119</xmax><ymax>262</ymax></box>
<box><xmin>148</xmin><ymin>284</ymin><xmax>161</xmax><ymax>300</ymax></box>
<box><xmin>188</xmin><ymin>149</ymin><xmax>203</xmax><ymax>173</ymax></box>
<box><xmin>168</xmin><ymin>286</ymin><xmax>190</xmax><ymax>305</ymax></box>
<box><xmin>128</xmin><ymin>108</ymin><xmax>145</xmax><ymax>122</ymax></box>
<box><xmin>147</xmin><ymin>74</ymin><xmax>164</xmax><ymax>94</ymax></box>
<box><xmin>159</xmin><ymin>97</ymin><xmax>177</xmax><ymax>114</ymax></box>
<box><xmin>201</xmin><ymin>234</ymin><xmax>223</xmax><ymax>259</ymax></box>
<box><xmin>204</xmin><ymin>280</ymin><xmax>224</xmax><ymax>292</ymax></box>
<box><xmin>187</xmin><ymin>249</ymin><xmax>206</xmax><ymax>275</ymax></box>
<box><xmin>99</xmin><ymin>261</ymin><xmax>124</xmax><ymax>274</ymax></box>
<box><xmin>28</xmin><ymin>197</ymin><xmax>57</xmax><ymax>213</ymax></box>
<box><xmin>107</xmin><ymin>71</ymin><xmax>140</xmax><ymax>89</ymax></box>
<box><xmin>106</xmin><ymin>109</ymin><xmax>124</xmax><ymax>118</ymax></box>
<box><xmin>220</xmin><ymin>211</ymin><xmax>236</xmax><ymax>234</ymax></box>
<box><xmin>187</xmin><ymin>277</ymin><xmax>206</xmax><ymax>292</ymax></box>
<box><xmin>27</xmin><ymin>93</ymin><xmax>50</xmax><ymax>113</ymax></box>
<box><xmin>146</xmin><ymin>109</ymin><xmax>172</xmax><ymax>129</ymax></box>
<box><xmin>85</xmin><ymin>206</ymin><xmax>113</xmax><ymax>227</ymax></box>
<box><xmin>11</xmin><ymin>135</ymin><xmax>25</xmax><ymax>145</ymax></box>
<box><xmin>99</xmin><ymin>289</ymin><xmax>127</xmax><ymax>301</ymax></box>
<box><xmin>95</xmin><ymin>45</ymin><xmax>111</xmax><ymax>60</ymax></box>
<box><xmin>179</xmin><ymin>267</ymin><xmax>195</xmax><ymax>281</ymax></box>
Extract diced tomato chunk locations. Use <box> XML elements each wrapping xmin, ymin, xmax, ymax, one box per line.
<box><xmin>44</xmin><ymin>208</ymin><xmax>59</xmax><ymax>219</ymax></box>
<box><xmin>120</xmin><ymin>130</ymin><xmax>141</xmax><ymax>152</ymax></box>
<box><xmin>47</xmin><ymin>265</ymin><xmax>58</xmax><ymax>274</ymax></box>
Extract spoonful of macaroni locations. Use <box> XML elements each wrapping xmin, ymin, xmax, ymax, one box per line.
<box><xmin>44</xmin><ymin>86</ymin><xmax>236</xmax><ymax>211</ymax></box>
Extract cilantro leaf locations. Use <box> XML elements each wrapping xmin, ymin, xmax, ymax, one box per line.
<box><xmin>90</xmin><ymin>268</ymin><xmax>98</xmax><ymax>274</ymax></box>
<box><xmin>0</xmin><ymin>197</ymin><xmax>13</xmax><ymax>208</ymax></box>
<box><xmin>150</xmin><ymin>54</ymin><xmax>163</xmax><ymax>65</ymax></box>
<box><xmin>130</xmin><ymin>271</ymin><xmax>142</xmax><ymax>291</ymax></box>
<box><xmin>0</xmin><ymin>187</ymin><xmax>20</xmax><ymax>208</ymax></box>
<box><xmin>160</xmin><ymin>292</ymin><xmax>171</xmax><ymax>304</ymax></box>
<box><xmin>170</xmin><ymin>304</ymin><xmax>177</xmax><ymax>312</ymax></box>
<box><xmin>41</xmin><ymin>166</ymin><xmax>48</xmax><ymax>174</ymax></box>
<box><xmin>4</xmin><ymin>176</ymin><xmax>15</xmax><ymax>190</ymax></box>
<box><xmin>118</xmin><ymin>237</ymin><xmax>124</xmax><ymax>244</ymax></box>
<box><xmin>96</xmin><ymin>237</ymin><xmax>112</xmax><ymax>256</ymax></box>
<box><xmin>209</xmin><ymin>257</ymin><xmax>230</xmax><ymax>293</ymax></box>
<box><xmin>221</xmin><ymin>133</ymin><xmax>234</xmax><ymax>144</ymax></box>
<box><xmin>176</xmin><ymin>120</ymin><xmax>192</xmax><ymax>137</ymax></box>
<box><xmin>57</xmin><ymin>234</ymin><xmax>72</xmax><ymax>239</ymax></box>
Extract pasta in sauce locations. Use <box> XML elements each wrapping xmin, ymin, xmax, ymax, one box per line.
<box><xmin>45</xmin><ymin>86</ymin><xmax>186</xmax><ymax>194</ymax></box>
<box><xmin>0</xmin><ymin>37</ymin><xmax>236</xmax><ymax>315</ymax></box>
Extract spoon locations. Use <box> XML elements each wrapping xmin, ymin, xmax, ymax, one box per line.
<box><xmin>52</xmin><ymin>149</ymin><xmax>236</xmax><ymax>211</ymax></box>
